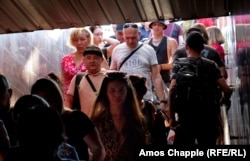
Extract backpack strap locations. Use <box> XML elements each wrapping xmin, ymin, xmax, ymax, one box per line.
<box><xmin>177</xmin><ymin>57</ymin><xmax>204</xmax><ymax>78</ymax></box>
<box><xmin>85</xmin><ymin>75</ymin><xmax>97</xmax><ymax>93</ymax></box>
<box><xmin>75</xmin><ymin>73</ymin><xmax>84</xmax><ymax>90</ymax></box>
<box><xmin>72</xmin><ymin>73</ymin><xmax>84</xmax><ymax>110</ymax></box>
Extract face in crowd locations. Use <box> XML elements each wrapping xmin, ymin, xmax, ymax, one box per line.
<box><xmin>68</xmin><ymin>28</ymin><xmax>93</xmax><ymax>53</ymax></box>
<box><xmin>123</xmin><ymin>24</ymin><xmax>140</xmax><ymax>49</ymax></box>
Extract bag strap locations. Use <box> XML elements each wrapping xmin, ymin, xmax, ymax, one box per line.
<box><xmin>85</xmin><ymin>75</ymin><xmax>97</xmax><ymax>93</ymax></box>
<box><xmin>75</xmin><ymin>73</ymin><xmax>84</xmax><ymax>89</ymax></box>
<box><xmin>73</xmin><ymin>73</ymin><xmax>84</xmax><ymax>110</ymax></box>
<box><xmin>118</xmin><ymin>44</ymin><xmax>143</xmax><ymax>70</ymax></box>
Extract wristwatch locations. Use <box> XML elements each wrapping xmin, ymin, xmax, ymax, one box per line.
<box><xmin>160</xmin><ymin>100</ymin><xmax>167</xmax><ymax>104</ymax></box>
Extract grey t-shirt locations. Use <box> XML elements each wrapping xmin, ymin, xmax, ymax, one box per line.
<box><xmin>110</xmin><ymin>42</ymin><xmax>158</xmax><ymax>100</ymax></box>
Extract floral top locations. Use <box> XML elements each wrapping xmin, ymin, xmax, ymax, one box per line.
<box><xmin>61</xmin><ymin>53</ymin><xmax>86</xmax><ymax>97</ymax></box>
<box><xmin>97</xmin><ymin>110</ymin><xmax>148</xmax><ymax>161</ymax></box>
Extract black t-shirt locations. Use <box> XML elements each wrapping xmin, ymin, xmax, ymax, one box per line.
<box><xmin>171</xmin><ymin>57</ymin><xmax>223</xmax><ymax>125</ymax></box>
<box><xmin>61</xmin><ymin>110</ymin><xmax>95</xmax><ymax>161</ymax></box>
<box><xmin>173</xmin><ymin>45</ymin><xmax>225</xmax><ymax>68</ymax></box>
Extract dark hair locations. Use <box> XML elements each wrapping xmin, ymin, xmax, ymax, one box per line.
<box><xmin>190</xmin><ymin>23</ymin><xmax>209</xmax><ymax>44</ymax></box>
<box><xmin>13</xmin><ymin>94</ymin><xmax>49</xmax><ymax>121</ymax></box>
<box><xmin>186</xmin><ymin>28</ymin><xmax>202</xmax><ymax>36</ymax></box>
<box><xmin>91</xmin><ymin>71</ymin><xmax>138</xmax><ymax>119</ymax></box>
<box><xmin>186</xmin><ymin>31</ymin><xmax>204</xmax><ymax>53</ymax></box>
<box><xmin>129</xmin><ymin>74</ymin><xmax>147</xmax><ymax>100</ymax></box>
<box><xmin>31</xmin><ymin>78</ymin><xmax>64</xmax><ymax>113</ymax></box>
<box><xmin>89</xmin><ymin>25</ymin><xmax>101</xmax><ymax>33</ymax></box>
<box><xmin>47</xmin><ymin>72</ymin><xmax>63</xmax><ymax>91</ymax></box>
<box><xmin>0</xmin><ymin>74</ymin><xmax>10</xmax><ymax>98</ymax></box>
<box><xmin>18</xmin><ymin>105</ymin><xmax>65</xmax><ymax>154</ymax></box>
<box><xmin>91</xmin><ymin>71</ymin><xmax>148</xmax><ymax>147</ymax></box>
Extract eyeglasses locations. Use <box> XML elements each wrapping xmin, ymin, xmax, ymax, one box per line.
<box><xmin>106</xmin><ymin>71</ymin><xmax>127</xmax><ymax>78</ymax></box>
<box><xmin>123</xmin><ymin>23</ymin><xmax>138</xmax><ymax>29</ymax></box>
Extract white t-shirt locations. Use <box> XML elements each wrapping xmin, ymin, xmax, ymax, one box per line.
<box><xmin>110</xmin><ymin>42</ymin><xmax>158</xmax><ymax>100</ymax></box>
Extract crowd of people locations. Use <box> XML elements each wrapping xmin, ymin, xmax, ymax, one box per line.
<box><xmin>0</xmin><ymin>20</ymin><xmax>232</xmax><ymax>161</ymax></box>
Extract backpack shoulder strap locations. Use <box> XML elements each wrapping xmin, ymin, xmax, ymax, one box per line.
<box><xmin>75</xmin><ymin>73</ymin><xmax>84</xmax><ymax>90</ymax></box>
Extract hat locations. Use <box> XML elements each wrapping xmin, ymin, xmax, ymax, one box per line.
<box><xmin>185</xmin><ymin>32</ymin><xmax>204</xmax><ymax>52</ymax></box>
<box><xmin>83</xmin><ymin>45</ymin><xmax>103</xmax><ymax>57</ymax></box>
<box><xmin>149</xmin><ymin>20</ymin><xmax>167</xmax><ymax>29</ymax></box>
<box><xmin>116</xmin><ymin>24</ymin><xmax>124</xmax><ymax>32</ymax></box>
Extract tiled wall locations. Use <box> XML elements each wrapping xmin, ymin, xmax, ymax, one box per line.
<box><xmin>0</xmin><ymin>29</ymin><xmax>74</xmax><ymax>106</ymax></box>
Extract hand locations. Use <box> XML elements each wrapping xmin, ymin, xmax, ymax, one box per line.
<box><xmin>159</xmin><ymin>102</ymin><xmax>168</xmax><ymax>113</ymax></box>
<box><xmin>169</xmin><ymin>118</ymin><xmax>179</xmax><ymax>131</ymax></box>
<box><xmin>221</xmin><ymin>97</ymin><xmax>231</xmax><ymax>111</ymax></box>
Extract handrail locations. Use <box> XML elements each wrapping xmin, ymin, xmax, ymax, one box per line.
<box><xmin>221</xmin><ymin>104</ymin><xmax>231</xmax><ymax>145</ymax></box>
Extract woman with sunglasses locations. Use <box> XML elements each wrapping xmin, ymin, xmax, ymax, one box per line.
<box><xmin>91</xmin><ymin>71</ymin><xmax>150</xmax><ymax>161</ymax></box>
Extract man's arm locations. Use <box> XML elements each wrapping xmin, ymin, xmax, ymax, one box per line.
<box><xmin>168</xmin><ymin>79</ymin><xmax>177</xmax><ymax>128</ymax></box>
<box><xmin>160</xmin><ymin>37</ymin><xmax>178</xmax><ymax>70</ymax></box>
<box><xmin>219</xmin><ymin>66</ymin><xmax>228</xmax><ymax>80</ymax></box>
<box><xmin>64</xmin><ymin>76</ymin><xmax>76</xmax><ymax>109</ymax></box>
<box><xmin>151</xmin><ymin>64</ymin><xmax>167</xmax><ymax>111</ymax></box>
<box><xmin>84</xmin><ymin>127</ymin><xmax>106</xmax><ymax>161</ymax></box>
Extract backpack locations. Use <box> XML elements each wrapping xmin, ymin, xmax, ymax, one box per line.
<box><xmin>72</xmin><ymin>73</ymin><xmax>84</xmax><ymax>110</ymax></box>
<box><xmin>172</xmin><ymin>57</ymin><xmax>205</xmax><ymax>115</ymax></box>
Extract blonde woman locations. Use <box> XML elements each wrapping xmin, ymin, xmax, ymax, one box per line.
<box><xmin>61</xmin><ymin>28</ymin><xmax>92</xmax><ymax>100</ymax></box>
<box><xmin>61</xmin><ymin>28</ymin><xmax>108</xmax><ymax>102</ymax></box>
<box><xmin>206</xmin><ymin>26</ymin><xmax>226</xmax><ymax>63</ymax></box>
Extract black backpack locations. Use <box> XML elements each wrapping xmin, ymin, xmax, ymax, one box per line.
<box><xmin>172</xmin><ymin>57</ymin><xmax>205</xmax><ymax>114</ymax></box>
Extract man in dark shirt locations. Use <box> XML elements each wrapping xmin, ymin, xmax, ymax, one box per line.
<box><xmin>173</xmin><ymin>26</ymin><xmax>228</xmax><ymax>79</ymax></box>
<box><xmin>168</xmin><ymin>32</ymin><xmax>232</xmax><ymax>145</ymax></box>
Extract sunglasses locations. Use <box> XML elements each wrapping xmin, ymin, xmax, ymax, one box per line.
<box><xmin>123</xmin><ymin>23</ymin><xmax>138</xmax><ymax>29</ymax></box>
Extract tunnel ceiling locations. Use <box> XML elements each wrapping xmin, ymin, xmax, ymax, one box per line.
<box><xmin>0</xmin><ymin>0</ymin><xmax>250</xmax><ymax>34</ymax></box>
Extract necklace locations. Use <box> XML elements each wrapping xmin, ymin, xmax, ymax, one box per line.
<box><xmin>153</xmin><ymin>39</ymin><xmax>161</xmax><ymax>43</ymax></box>
<box><xmin>152</xmin><ymin>38</ymin><xmax>162</xmax><ymax>46</ymax></box>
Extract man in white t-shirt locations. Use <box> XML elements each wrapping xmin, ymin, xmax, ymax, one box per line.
<box><xmin>66</xmin><ymin>45</ymin><xmax>107</xmax><ymax>117</ymax></box>
<box><xmin>110</xmin><ymin>23</ymin><xmax>167</xmax><ymax>113</ymax></box>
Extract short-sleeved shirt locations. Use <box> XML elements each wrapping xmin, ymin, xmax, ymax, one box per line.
<box><xmin>110</xmin><ymin>42</ymin><xmax>158</xmax><ymax>100</ymax></box>
<box><xmin>171</xmin><ymin>57</ymin><xmax>223</xmax><ymax>124</ymax></box>
<box><xmin>67</xmin><ymin>68</ymin><xmax>106</xmax><ymax>117</ymax></box>
<box><xmin>173</xmin><ymin>45</ymin><xmax>225</xmax><ymax>68</ymax></box>
<box><xmin>164</xmin><ymin>23</ymin><xmax>184</xmax><ymax>44</ymax></box>
<box><xmin>61</xmin><ymin>53</ymin><xmax>87</xmax><ymax>97</ymax></box>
